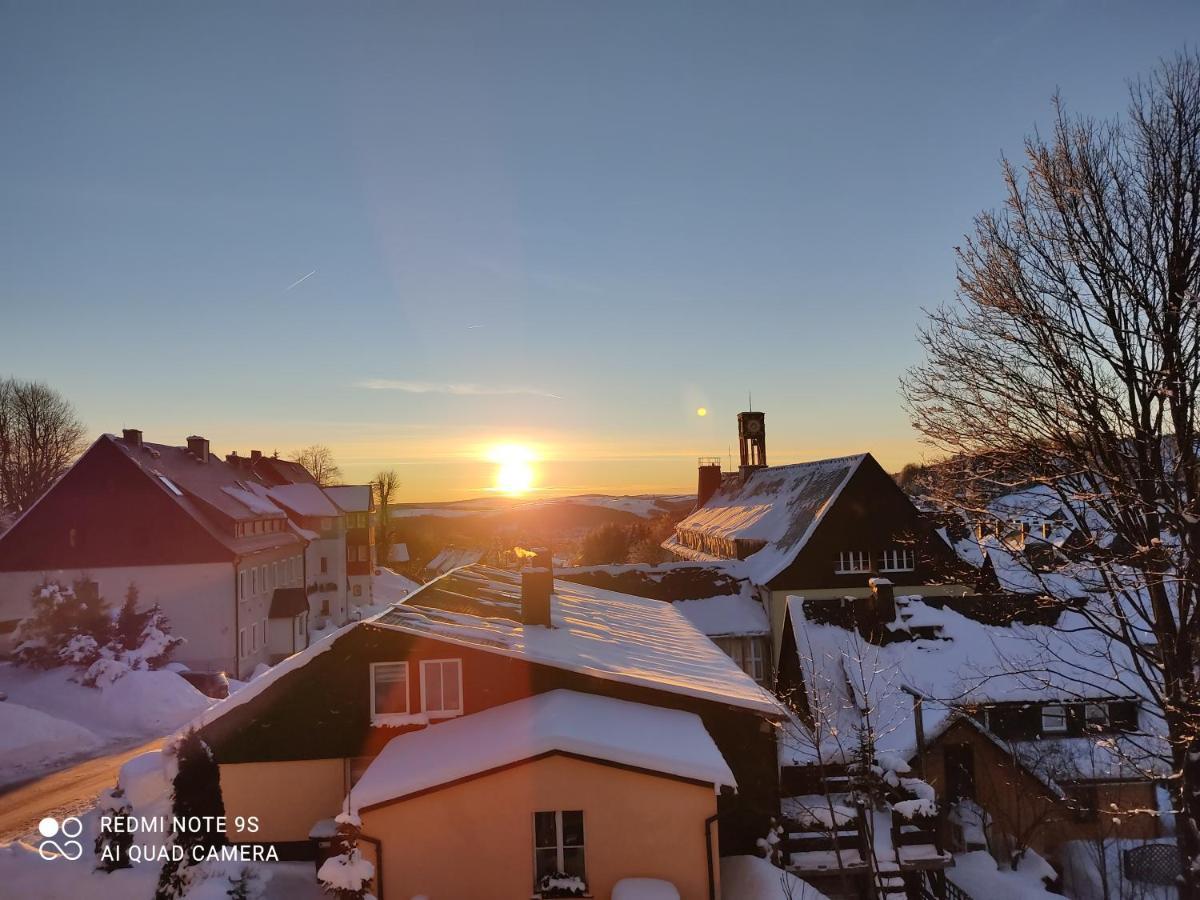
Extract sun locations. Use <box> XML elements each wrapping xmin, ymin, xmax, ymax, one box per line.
<box><xmin>488</xmin><ymin>443</ymin><xmax>537</xmax><ymax>495</ymax></box>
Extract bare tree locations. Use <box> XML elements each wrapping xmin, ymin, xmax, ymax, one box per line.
<box><xmin>374</xmin><ymin>468</ymin><xmax>401</xmax><ymax>568</ymax></box>
<box><xmin>292</xmin><ymin>444</ymin><xmax>342</xmax><ymax>487</ymax></box>
<box><xmin>903</xmin><ymin>52</ymin><xmax>1200</xmax><ymax>894</ymax></box>
<box><xmin>0</xmin><ymin>377</ymin><xmax>87</xmax><ymax>514</ymax></box>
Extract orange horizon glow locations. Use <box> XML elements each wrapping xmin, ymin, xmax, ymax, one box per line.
<box><xmin>487</xmin><ymin>443</ymin><xmax>537</xmax><ymax>495</ymax></box>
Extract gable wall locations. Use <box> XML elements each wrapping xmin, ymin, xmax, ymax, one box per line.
<box><xmin>0</xmin><ymin>437</ymin><xmax>231</xmax><ymax>572</ymax></box>
<box><xmin>765</xmin><ymin>458</ymin><xmax>967</xmax><ymax>659</ymax></box>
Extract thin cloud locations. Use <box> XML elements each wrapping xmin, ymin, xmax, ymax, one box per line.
<box><xmin>284</xmin><ymin>270</ymin><xmax>316</xmax><ymax>292</ymax></box>
<box><xmin>355</xmin><ymin>379</ymin><xmax>562</xmax><ymax>399</ymax></box>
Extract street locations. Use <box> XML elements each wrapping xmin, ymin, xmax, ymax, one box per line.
<box><xmin>0</xmin><ymin>738</ymin><xmax>163</xmax><ymax>843</ymax></box>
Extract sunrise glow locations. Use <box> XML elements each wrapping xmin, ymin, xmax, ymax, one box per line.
<box><xmin>488</xmin><ymin>443</ymin><xmax>537</xmax><ymax>495</ymax></box>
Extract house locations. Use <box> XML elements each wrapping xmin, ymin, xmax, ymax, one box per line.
<box><xmin>324</xmin><ymin>485</ymin><xmax>375</xmax><ymax>606</ymax></box>
<box><xmin>421</xmin><ymin>545</ymin><xmax>484</xmax><ymax>579</ymax></box>
<box><xmin>188</xmin><ymin>563</ymin><xmax>784</xmax><ymax>890</ymax></box>
<box><xmin>663</xmin><ymin>410</ymin><xmax>968</xmax><ymax>663</ymax></box>
<box><xmin>774</xmin><ymin>580</ymin><xmax>1166</xmax><ymax>891</ymax></box>
<box><xmin>558</xmin><ymin>562</ymin><xmax>773</xmax><ymax>687</ymax></box>
<box><xmin>0</xmin><ymin>430</ymin><xmax>307</xmax><ymax>678</ymax></box>
<box><xmin>347</xmin><ymin>689</ymin><xmax>735</xmax><ymax>899</ymax></box>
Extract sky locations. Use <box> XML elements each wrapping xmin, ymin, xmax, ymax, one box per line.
<box><xmin>2</xmin><ymin>2</ymin><xmax>1198</xmax><ymax>501</ymax></box>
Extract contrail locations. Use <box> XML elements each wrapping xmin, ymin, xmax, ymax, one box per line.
<box><xmin>284</xmin><ymin>270</ymin><xmax>316</xmax><ymax>292</ymax></box>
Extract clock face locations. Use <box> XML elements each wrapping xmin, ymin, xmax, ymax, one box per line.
<box><xmin>746</xmin><ymin>419</ymin><xmax>762</xmax><ymax>435</ymax></box>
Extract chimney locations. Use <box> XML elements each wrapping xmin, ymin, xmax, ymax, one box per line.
<box><xmin>867</xmin><ymin>577</ymin><xmax>897</xmax><ymax>623</ymax></box>
<box><xmin>122</xmin><ymin>428</ymin><xmax>143</xmax><ymax>448</ymax></box>
<box><xmin>186</xmin><ymin>435</ymin><xmax>210</xmax><ymax>463</ymax></box>
<box><xmin>522</xmin><ymin>557</ymin><xmax>554</xmax><ymax>628</ymax></box>
<box><xmin>250</xmin><ymin>450</ymin><xmax>263</xmax><ymax>462</ymax></box>
<box><xmin>697</xmin><ymin>457</ymin><xmax>722</xmax><ymax>509</ymax></box>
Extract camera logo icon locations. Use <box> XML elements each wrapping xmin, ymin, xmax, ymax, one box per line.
<box><xmin>37</xmin><ymin>816</ymin><xmax>83</xmax><ymax>861</ymax></box>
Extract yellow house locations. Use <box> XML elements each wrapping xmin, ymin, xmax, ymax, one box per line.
<box><xmin>347</xmin><ymin>689</ymin><xmax>736</xmax><ymax>900</ymax></box>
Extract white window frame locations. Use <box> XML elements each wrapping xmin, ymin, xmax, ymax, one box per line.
<box><xmin>420</xmin><ymin>659</ymin><xmax>464</xmax><ymax>719</ymax></box>
<box><xmin>259</xmin><ymin>565</ymin><xmax>266</xmax><ymax>594</ymax></box>
<box><xmin>250</xmin><ymin>622</ymin><xmax>258</xmax><ymax>652</ymax></box>
<box><xmin>835</xmin><ymin>550</ymin><xmax>870</xmax><ymax>574</ymax></box>
<box><xmin>533</xmin><ymin>810</ymin><xmax>586</xmax><ymax>890</ymax></box>
<box><xmin>370</xmin><ymin>661</ymin><xmax>419</xmax><ymax>724</ymax></box>
<box><xmin>239</xmin><ymin>628</ymin><xmax>247</xmax><ymax>658</ymax></box>
<box><xmin>879</xmin><ymin>548</ymin><xmax>915</xmax><ymax>572</ymax></box>
<box><xmin>238</xmin><ymin>571</ymin><xmax>246</xmax><ymax>601</ymax></box>
<box><xmin>1042</xmin><ymin>703</ymin><xmax>1068</xmax><ymax>734</ymax></box>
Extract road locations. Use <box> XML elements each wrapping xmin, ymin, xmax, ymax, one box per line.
<box><xmin>0</xmin><ymin>737</ymin><xmax>163</xmax><ymax>843</ymax></box>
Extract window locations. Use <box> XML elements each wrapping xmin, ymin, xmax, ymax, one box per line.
<box><xmin>158</xmin><ymin>475</ymin><xmax>183</xmax><ymax>496</ymax></box>
<box><xmin>320</xmin><ymin>556</ymin><xmax>328</xmax><ymax>574</ymax></box>
<box><xmin>250</xmin><ymin>622</ymin><xmax>258</xmax><ymax>652</ymax></box>
<box><xmin>238</xmin><ymin>571</ymin><xmax>245</xmax><ymax>601</ymax></box>
<box><xmin>358</xmin><ymin>546</ymin><xmax>369</xmax><ymax>563</ymax></box>
<box><xmin>370</xmin><ymin>662</ymin><xmax>409</xmax><ymax>717</ymax></box>
<box><xmin>714</xmin><ymin>637</ymin><xmax>768</xmax><ymax>685</ymax></box>
<box><xmin>421</xmin><ymin>659</ymin><xmax>463</xmax><ymax>717</ymax></box>
<box><xmin>353</xmin><ymin>584</ymin><xmax>362</xmax><ymax>597</ymax></box>
<box><xmin>68</xmin><ymin>528</ymin><xmax>77</xmax><ymax>549</ymax></box>
<box><xmin>533</xmin><ymin>811</ymin><xmax>585</xmax><ymax>890</ymax></box>
<box><xmin>252</xmin><ymin>567</ymin><xmax>259</xmax><ymax>595</ymax></box>
<box><xmin>259</xmin><ymin>565</ymin><xmax>266</xmax><ymax>593</ymax></box>
<box><xmin>347</xmin><ymin>545</ymin><xmax>354</xmax><ymax>562</ymax></box>
<box><xmin>879</xmin><ymin>548</ymin><xmax>915</xmax><ymax>572</ymax></box>
<box><xmin>1084</xmin><ymin>703</ymin><xmax>1108</xmax><ymax>730</ymax></box>
<box><xmin>1065</xmin><ymin>783</ymin><xmax>1099</xmax><ymax>823</ymax></box>
<box><xmin>835</xmin><ymin>551</ymin><xmax>870</xmax><ymax>574</ymax></box>
<box><xmin>271</xmin><ymin>562</ymin><xmax>278</xmax><ymax>590</ymax></box>
<box><xmin>239</xmin><ymin>628</ymin><xmax>247</xmax><ymax>658</ymax></box>
<box><xmin>1042</xmin><ymin>704</ymin><xmax>1068</xmax><ymax>734</ymax></box>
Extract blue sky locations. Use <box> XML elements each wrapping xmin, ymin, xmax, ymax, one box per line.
<box><xmin>2</xmin><ymin>2</ymin><xmax>1196</xmax><ymax>499</ymax></box>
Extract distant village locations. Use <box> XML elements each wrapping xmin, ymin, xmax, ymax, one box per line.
<box><xmin>0</xmin><ymin>409</ymin><xmax>1171</xmax><ymax>900</ymax></box>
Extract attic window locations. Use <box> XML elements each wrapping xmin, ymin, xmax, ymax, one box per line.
<box><xmin>370</xmin><ymin>661</ymin><xmax>409</xmax><ymax>718</ymax></box>
<box><xmin>1041</xmin><ymin>704</ymin><xmax>1068</xmax><ymax>734</ymax></box>
<box><xmin>835</xmin><ymin>551</ymin><xmax>870</xmax><ymax>574</ymax></box>
<box><xmin>879</xmin><ymin>548</ymin><xmax>915</xmax><ymax>572</ymax></box>
<box><xmin>1084</xmin><ymin>702</ymin><xmax>1108</xmax><ymax>730</ymax></box>
<box><xmin>158</xmin><ymin>475</ymin><xmax>183</xmax><ymax>496</ymax></box>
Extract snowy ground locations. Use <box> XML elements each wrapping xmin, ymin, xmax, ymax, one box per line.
<box><xmin>949</xmin><ymin>850</ymin><xmax>1059</xmax><ymax>899</ymax></box>
<box><xmin>0</xmin><ymin>663</ymin><xmax>212</xmax><ymax>786</ymax></box>
<box><xmin>720</xmin><ymin>855</ymin><xmax>829</xmax><ymax>899</ymax></box>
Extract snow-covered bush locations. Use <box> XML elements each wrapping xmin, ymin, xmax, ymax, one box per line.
<box><xmin>317</xmin><ymin>814</ymin><xmax>375</xmax><ymax>900</ymax></box>
<box><xmin>14</xmin><ymin>580</ymin><xmax>112</xmax><ymax>669</ymax></box>
<box><xmin>14</xmin><ymin>581</ymin><xmax>184</xmax><ymax>687</ymax></box>
<box><xmin>156</xmin><ymin>730</ymin><xmax>228</xmax><ymax>900</ymax></box>
<box><xmin>94</xmin><ymin>786</ymin><xmax>133</xmax><ymax>872</ymax></box>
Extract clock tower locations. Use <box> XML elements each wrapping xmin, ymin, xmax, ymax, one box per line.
<box><xmin>737</xmin><ymin>410</ymin><xmax>767</xmax><ymax>479</ymax></box>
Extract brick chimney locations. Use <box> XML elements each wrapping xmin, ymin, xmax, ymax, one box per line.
<box><xmin>250</xmin><ymin>449</ymin><xmax>263</xmax><ymax>462</ymax></box>
<box><xmin>186</xmin><ymin>435</ymin><xmax>210</xmax><ymax>463</ymax></box>
<box><xmin>122</xmin><ymin>428</ymin><xmax>143</xmax><ymax>448</ymax></box>
<box><xmin>522</xmin><ymin>557</ymin><xmax>554</xmax><ymax>628</ymax></box>
<box><xmin>697</xmin><ymin>457</ymin><xmax>722</xmax><ymax>509</ymax></box>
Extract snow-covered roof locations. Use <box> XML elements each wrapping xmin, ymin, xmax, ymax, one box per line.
<box><xmin>324</xmin><ymin>485</ymin><xmax>372</xmax><ymax>513</ymax></box>
<box><xmin>782</xmin><ymin>593</ymin><xmax>1143</xmax><ymax>766</ymax></box>
<box><xmin>663</xmin><ymin>455</ymin><xmax>867</xmax><ymax>583</ymax></box>
<box><xmin>263</xmin><ymin>483</ymin><xmax>340</xmax><ymax>518</ymax></box>
<box><xmin>348</xmin><ymin>689</ymin><xmax>737</xmax><ymax>812</ymax></box>
<box><xmin>423</xmin><ymin>546</ymin><xmax>484</xmax><ymax>574</ymax></box>
<box><xmin>675</xmin><ymin>588</ymin><xmax>770</xmax><ymax>638</ymax></box>
<box><xmin>371</xmin><ymin>566</ymin><xmax>782</xmax><ymax>715</ymax></box>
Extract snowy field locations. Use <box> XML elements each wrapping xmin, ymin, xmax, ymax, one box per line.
<box><xmin>0</xmin><ymin>663</ymin><xmax>212</xmax><ymax>786</ymax></box>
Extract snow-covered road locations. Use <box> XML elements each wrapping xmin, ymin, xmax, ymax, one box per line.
<box><xmin>0</xmin><ymin>736</ymin><xmax>163</xmax><ymax>843</ymax></box>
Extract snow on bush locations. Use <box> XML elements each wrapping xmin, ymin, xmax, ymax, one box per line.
<box><xmin>13</xmin><ymin>581</ymin><xmax>184</xmax><ymax>688</ymax></box>
<box><xmin>318</xmin><ymin>815</ymin><xmax>376</xmax><ymax>900</ymax></box>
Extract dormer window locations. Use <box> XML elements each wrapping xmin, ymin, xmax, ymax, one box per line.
<box><xmin>835</xmin><ymin>551</ymin><xmax>870</xmax><ymax>574</ymax></box>
<box><xmin>879</xmin><ymin>548</ymin><xmax>915</xmax><ymax>572</ymax></box>
<box><xmin>1041</xmin><ymin>704</ymin><xmax>1068</xmax><ymax>734</ymax></box>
